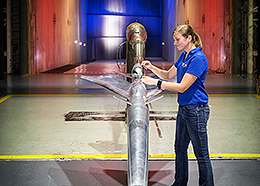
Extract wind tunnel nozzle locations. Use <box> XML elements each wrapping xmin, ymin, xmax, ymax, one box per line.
<box><xmin>126</xmin><ymin>22</ymin><xmax>147</xmax><ymax>44</ymax></box>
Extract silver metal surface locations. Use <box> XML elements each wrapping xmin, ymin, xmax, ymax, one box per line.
<box><xmin>127</xmin><ymin>78</ymin><xmax>149</xmax><ymax>186</ymax></box>
<box><xmin>81</xmin><ymin>23</ymin><xmax>157</xmax><ymax>186</ymax></box>
<box><xmin>126</xmin><ymin>22</ymin><xmax>147</xmax><ymax>74</ymax></box>
<box><xmin>126</xmin><ymin>24</ymin><xmax>149</xmax><ymax>185</ymax></box>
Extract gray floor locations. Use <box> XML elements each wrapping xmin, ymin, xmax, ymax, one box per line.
<box><xmin>0</xmin><ymin>72</ymin><xmax>260</xmax><ymax>185</ymax></box>
<box><xmin>0</xmin><ymin>160</ymin><xmax>260</xmax><ymax>186</ymax></box>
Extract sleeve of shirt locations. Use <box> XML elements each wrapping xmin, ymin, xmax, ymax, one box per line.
<box><xmin>174</xmin><ymin>59</ymin><xmax>179</xmax><ymax>68</ymax></box>
<box><xmin>174</xmin><ymin>56</ymin><xmax>181</xmax><ymax>68</ymax></box>
<box><xmin>174</xmin><ymin>51</ymin><xmax>186</xmax><ymax>68</ymax></box>
<box><xmin>186</xmin><ymin>54</ymin><xmax>208</xmax><ymax>78</ymax></box>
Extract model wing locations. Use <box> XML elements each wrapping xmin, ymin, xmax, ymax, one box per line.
<box><xmin>81</xmin><ymin>75</ymin><xmax>130</xmax><ymax>100</ymax></box>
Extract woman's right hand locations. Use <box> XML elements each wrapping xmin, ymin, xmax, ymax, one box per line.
<box><xmin>141</xmin><ymin>60</ymin><xmax>153</xmax><ymax>70</ymax></box>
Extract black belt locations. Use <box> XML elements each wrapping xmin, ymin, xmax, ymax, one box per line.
<box><xmin>180</xmin><ymin>103</ymin><xmax>208</xmax><ymax>108</ymax></box>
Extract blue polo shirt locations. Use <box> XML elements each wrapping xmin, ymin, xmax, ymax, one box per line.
<box><xmin>174</xmin><ymin>47</ymin><xmax>208</xmax><ymax>106</ymax></box>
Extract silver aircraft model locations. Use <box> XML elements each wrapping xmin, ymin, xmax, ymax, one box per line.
<box><xmin>81</xmin><ymin>22</ymin><xmax>163</xmax><ymax>186</ymax></box>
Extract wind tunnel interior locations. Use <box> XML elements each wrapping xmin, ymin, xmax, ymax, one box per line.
<box><xmin>29</xmin><ymin>0</ymin><xmax>234</xmax><ymax>75</ymax></box>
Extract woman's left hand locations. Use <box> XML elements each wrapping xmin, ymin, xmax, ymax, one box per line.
<box><xmin>141</xmin><ymin>76</ymin><xmax>157</xmax><ymax>86</ymax></box>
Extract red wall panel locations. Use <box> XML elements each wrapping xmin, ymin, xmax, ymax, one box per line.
<box><xmin>29</xmin><ymin>0</ymin><xmax>79</xmax><ymax>73</ymax></box>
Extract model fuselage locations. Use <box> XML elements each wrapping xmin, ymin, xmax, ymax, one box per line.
<box><xmin>127</xmin><ymin>66</ymin><xmax>149</xmax><ymax>185</ymax></box>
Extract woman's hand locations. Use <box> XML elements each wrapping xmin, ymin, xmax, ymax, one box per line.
<box><xmin>141</xmin><ymin>60</ymin><xmax>153</xmax><ymax>70</ymax></box>
<box><xmin>141</xmin><ymin>76</ymin><xmax>157</xmax><ymax>86</ymax></box>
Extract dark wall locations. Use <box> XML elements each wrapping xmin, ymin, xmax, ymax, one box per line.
<box><xmin>0</xmin><ymin>0</ymin><xmax>4</xmax><ymax>80</ymax></box>
<box><xmin>232</xmin><ymin>0</ymin><xmax>242</xmax><ymax>75</ymax></box>
<box><xmin>20</xmin><ymin>0</ymin><xmax>28</xmax><ymax>75</ymax></box>
<box><xmin>86</xmin><ymin>0</ymin><xmax>162</xmax><ymax>61</ymax></box>
<box><xmin>161</xmin><ymin>0</ymin><xmax>175</xmax><ymax>62</ymax></box>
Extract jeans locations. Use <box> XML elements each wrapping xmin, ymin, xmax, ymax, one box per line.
<box><xmin>172</xmin><ymin>104</ymin><xmax>214</xmax><ymax>186</ymax></box>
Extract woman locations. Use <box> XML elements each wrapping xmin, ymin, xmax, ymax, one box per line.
<box><xmin>141</xmin><ymin>24</ymin><xmax>214</xmax><ymax>186</ymax></box>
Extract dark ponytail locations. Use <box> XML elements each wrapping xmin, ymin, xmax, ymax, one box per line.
<box><xmin>172</xmin><ymin>24</ymin><xmax>202</xmax><ymax>48</ymax></box>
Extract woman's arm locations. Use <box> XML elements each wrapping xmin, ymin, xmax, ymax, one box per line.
<box><xmin>142</xmin><ymin>73</ymin><xmax>197</xmax><ymax>93</ymax></box>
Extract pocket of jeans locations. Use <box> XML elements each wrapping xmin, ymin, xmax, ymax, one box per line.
<box><xmin>204</xmin><ymin>107</ymin><xmax>210</xmax><ymax>122</ymax></box>
<box><xmin>197</xmin><ymin>107</ymin><xmax>210</xmax><ymax>133</ymax></box>
<box><xmin>183</xmin><ymin>105</ymin><xmax>197</xmax><ymax>114</ymax></box>
<box><xmin>183</xmin><ymin>106</ymin><xmax>198</xmax><ymax>121</ymax></box>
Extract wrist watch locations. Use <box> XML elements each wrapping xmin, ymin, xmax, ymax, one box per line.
<box><xmin>157</xmin><ymin>80</ymin><xmax>162</xmax><ymax>89</ymax></box>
